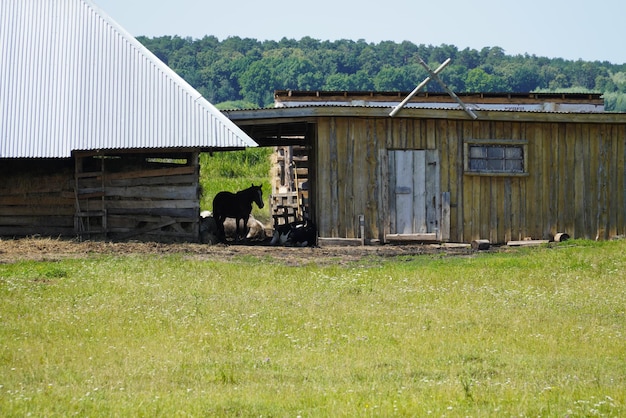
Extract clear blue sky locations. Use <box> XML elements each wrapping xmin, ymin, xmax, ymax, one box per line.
<box><xmin>95</xmin><ymin>0</ymin><xmax>626</xmax><ymax>65</ymax></box>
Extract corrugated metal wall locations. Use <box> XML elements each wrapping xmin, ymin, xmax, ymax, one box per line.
<box><xmin>0</xmin><ymin>0</ymin><xmax>256</xmax><ymax>158</ymax></box>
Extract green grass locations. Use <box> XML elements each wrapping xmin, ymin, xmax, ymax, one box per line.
<box><xmin>199</xmin><ymin>149</ymin><xmax>272</xmax><ymax>223</ymax></box>
<box><xmin>1</xmin><ymin>240</ymin><xmax>625</xmax><ymax>416</ymax></box>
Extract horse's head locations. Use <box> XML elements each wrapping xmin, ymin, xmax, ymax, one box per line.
<box><xmin>250</xmin><ymin>184</ymin><xmax>264</xmax><ymax>209</ymax></box>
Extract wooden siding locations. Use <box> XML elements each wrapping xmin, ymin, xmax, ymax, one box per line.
<box><xmin>75</xmin><ymin>152</ymin><xmax>201</xmax><ymax>242</ymax></box>
<box><xmin>0</xmin><ymin>159</ymin><xmax>75</xmax><ymax>236</ymax></box>
<box><xmin>314</xmin><ymin>116</ymin><xmax>626</xmax><ymax>244</ymax></box>
<box><xmin>1</xmin><ymin>153</ymin><xmax>202</xmax><ymax>242</ymax></box>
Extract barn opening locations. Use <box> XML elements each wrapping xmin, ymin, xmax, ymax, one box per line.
<box><xmin>235</xmin><ymin>121</ymin><xmax>316</xmax><ymax>231</ymax></box>
<box><xmin>73</xmin><ymin>150</ymin><xmax>201</xmax><ymax>242</ymax></box>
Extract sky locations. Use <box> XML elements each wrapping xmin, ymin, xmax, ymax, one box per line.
<box><xmin>94</xmin><ymin>0</ymin><xmax>626</xmax><ymax>65</ymax></box>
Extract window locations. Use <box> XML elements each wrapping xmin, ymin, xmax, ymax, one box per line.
<box><xmin>464</xmin><ymin>139</ymin><xmax>528</xmax><ymax>176</ymax></box>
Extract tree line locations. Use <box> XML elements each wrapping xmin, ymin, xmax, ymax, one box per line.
<box><xmin>137</xmin><ymin>35</ymin><xmax>626</xmax><ymax>111</ymax></box>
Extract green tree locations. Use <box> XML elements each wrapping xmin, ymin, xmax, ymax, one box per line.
<box><xmin>135</xmin><ymin>35</ymin><xmax>626</xmax><ymax>109</ymax></box>
<box><xmin>465</xmin><ymin>68</ymin><xmax>497</xmax><ymax>92</ymax></box>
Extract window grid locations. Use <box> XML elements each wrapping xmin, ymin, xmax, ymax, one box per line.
<box><xmin>469</xmin><ymin>145</ymin><xmax>524</xmax><ymax>173</ymax></box>
<box><xmin>463</xmin><ymin>140</ymin><xmax>528</xmax><ymax>176</ymax></box>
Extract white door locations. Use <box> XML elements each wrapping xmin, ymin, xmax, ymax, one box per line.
<box><xmin>388</xmin><ymin>150</ymin><xmax>440</xmax><ymax>239</ymax></box>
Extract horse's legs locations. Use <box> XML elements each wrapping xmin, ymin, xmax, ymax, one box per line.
<box><xmin>233</xmin><ymin>216</ymin><xmax>249</xmax><ymax>242</ymax></box>
<box><xmin>242</xmin><ymin>215</ymin><xmax>250</xmax><ymax>241</ymax></box>
<box><xmin>234</xmin><ymin>218</ymin><xmax>239</xmax><ymax>241</ymax></box>
<box><xmin>216</xmin><ymin>216</ymin><xmax>226</xmax><ymax>243</ymax></box>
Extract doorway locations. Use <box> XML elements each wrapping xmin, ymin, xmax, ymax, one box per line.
<box><xmin>387</xmin><ymin>150</ymin><xmax>442</xmax><ymax>240</ymax></box>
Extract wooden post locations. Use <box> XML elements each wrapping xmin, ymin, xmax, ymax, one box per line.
<box><xmin>359</xmin><ymin>214</ymin><xmax>365</xmax><ymax>246</ymax></box>
<box><xmin>471</xmin><ymin>239</ymin><xmax>491</xmax><ymax>250</ymax></box>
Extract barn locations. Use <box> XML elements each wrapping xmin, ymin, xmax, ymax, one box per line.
<box><xmin>0</xmin><ymin>0</ymin><xmax>257</xmax><ymax>242</ymax></box>
<box><xmin>228</xmin><ymin>90</ymin><xmax>626</xmax><ymax>245</ymax></box>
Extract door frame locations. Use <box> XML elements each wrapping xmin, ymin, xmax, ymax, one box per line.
<box><xmin>379</xmin><ymin>149</ymin><xmax>450</xmax><ymax>243</ymax></box>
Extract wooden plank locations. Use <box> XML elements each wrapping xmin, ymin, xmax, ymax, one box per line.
<box><xmin>106</xmin><ymin>207</ymin><xmax>197</xmax><ymax>218</ymax></box>
<box><xmin>101</xmin><ymin>185</ymin><xmax>198</xmax><ymax>200</ymax></box>
<box><xmin>342</xmin><ymin>118</ymin><xmax>356</xmax><ymax>237</ymax></box>
<box><xmin>329</xmin><ymin>117</ymin><xmax>339</xmax><ymax>237</ymax></box>
<box><xmin>0</xmin><ymin>175</ymin><xmax>73</xmax><ymax>195</ymax></box>
<box><xmin>444</xmin><ymin>121</ymin><xmax>457</xmax><ymax>239</ymax></box>
<box><xmin>480</xmin><ymin>176</ymin><xmax>491</xmax><ymax>241</ymax></box>
<box><xmin>385</xmin><ymin>233</ymin><xmax>438</xmax><ymax>242</ymax></box>
<box><xmin>0</xmin><ymin>216</ymin><xmax>74</xmax><ymax>227</ymax></box>
<box><xmin>394</xmin><ymin>151</ymin><xmax>413</xmax><ymax>234</ymax></box>
<box><xmin>507</xmin><ymin>239</ymin><xmax>549</xmax><ymax>247</ymax></box>
<box><xmin>108</xmin><ymin>215</ymin><xmax>196</xmax><ymax>229</ymax></box>
<box><xmin>596</xmin><ymin>124</ymin><xmax>610</xmax><ymax>240</ymax></box>
<box><xmin>458</xmin><ymin>121</ymin><xmax>472</xmax><ymax>242</ymax></box>
<box><xmin>607</xmin><ymin>124</ymin><xmax>619</xmax><ymax>238</ymax></box>
<box><xmin>426</xmin><ymin>119</ymin><xmax>437</xmax><ymax>149</ymax></box>
<box><xmin>426</xmin><ymin>150</ymin><xmax>440</xmax><ymax>235</ymax></box>
<box><xmin>543</xmin><ymin>124</ymin><xmax>554</xmax><ymax>238</ymax></box>
<box><xmin>583</xmin><ymin>124</ymin><xmax>594</xmax><ymax>237</ymax></box>
<box><xmin>318</xmin><ymin>237</ymin><xmax>375</xmax><ymax>246</ymax></box>
<box><xmin>108</xmin><ymin>174</ymin><xmax>197</xmax><ymax>187</ymax></box>
<box><xmin>440</xmin><ymin>191</ymin><xmax>450</xmax><ymax>241</ymax></box>
<box><xmin>561</xmin><ymin>123</ymin><xmax>574</xmax><ymax>236</ymax></box>
<box><xmin>530</xmin><ymin>123</ymin><xmax>543</xmax><ymax>238</ymax></box>
<box><xmin>462</xmin><ymin>165</ymin><xmax>474</xmax><ymax>243</ymax></box>
<box><xmin>371</xmin><ymin>120</ymin><xmax>383</xmax><ymax>240</ymax></box>
<box><xmin>413</xmin><ymin>150</ymin><xmax>427</xmax><ymax>233</ymax></box>
<box><xmin>503</xmin><ymin>177</ymin><xmax>512</xmax><ymax>243</ymax></box>
<box><xmin>364</xmin><ymin>119</ymin><xmax>377</xmax><ymax>239</ymax></box>
<box><xmin>334</xmin><ymin>117</ymin><xmax>347</xmax><ymax>237</ymax></box>
<box><xmin>315</xmin><ymin>118</ymin><xmax>331</xmax><ymax>238</ymax></box>
<box><xmin>0</xmin><ymin>196</ymin><xmax>75</xmax><ymax>205</ymax></box>
<box><xmin>105</xmin><ymin>200</ymin><xmax>198</xmax><ymax>209</ymax></box>
<box><xmin>554</xmin><ymin>123</ymin><xmax>565</xmax><ymax>234</ymax></box>
<box><xmin>616</xmin><ymin>125</ymin><xmax>626</xmax><ymax>236</ymax></box>
<box><xmin>378</xmin><ymin>147</ymin><xmax>390</xmax><ymax>242</ymax></box>
<box><xmin>574</xmin><ymin>124</ymin><xmax>585</xmax><ymax>237</ymax></box>
<box><xmin>498</xmin><ymin>178</ymin><xmax>507</xmax><ymax>242</ymax></box>
<box><xmin>388</xmin><ymin>150</ymin><xmax>396</xmax><ymax>237</ymax></box>
<box><xmin>106</xmin><ymin>166</ymin><xmax>196</xmax><ymax>181</ymax></box>
<box><xmin>0</xmin><ymin>206</ymin><xmax>74</xmax><ymax>216</ymax></box>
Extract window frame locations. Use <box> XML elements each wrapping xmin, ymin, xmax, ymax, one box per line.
<box><xmin>463</xmin><ymin>139</ymin><xmax>529</xmax><ymax>177</ymax></box>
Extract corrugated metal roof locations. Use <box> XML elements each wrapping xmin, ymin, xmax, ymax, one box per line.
<box><xmin>0</xmin><ymin>0</ymin><xmax>257</xmax><ymax>158</ymax></box>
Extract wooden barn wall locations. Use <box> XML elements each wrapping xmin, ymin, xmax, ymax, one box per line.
<box><xmin>0</xmin><ymin>159</ymin><xmax>76</xmax><ymax>237</ymax></box>
<box><xmin>75</xmin><ymin>152</ymin><xmax>201</xmax><ymax>242</ymax></box>
<box><xmin>314</xmin><ymin>116</ymin><xmax>626</xmax><ymax>243</ymax></box>
<box><xmin>0</xmin><ymin>153</ymin><xmax>202</xmax><ymax>242</ymax></box>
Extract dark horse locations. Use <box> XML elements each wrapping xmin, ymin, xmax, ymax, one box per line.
<box><xmin>212</xmin><ymin>184</ymin><xmax>264</xmax><ymax>242</ymax></box>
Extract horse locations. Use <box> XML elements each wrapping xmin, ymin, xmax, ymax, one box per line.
<box><xmin>212</xmin><ymin>184</ymin><xmax>264</xmax><ymax>242</ymax></box>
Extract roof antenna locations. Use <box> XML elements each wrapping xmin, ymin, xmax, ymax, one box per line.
<box><xmin>389</xmin><ymin>57</ymin><xmax>478</xmax><ymax>119</ymax></box>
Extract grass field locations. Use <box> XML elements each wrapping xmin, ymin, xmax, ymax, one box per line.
<box><xmin>199</xmin><ymin>149</ymin><xmax>272</xmax><ymax>223</ymax></box>
<box><xmin>1</xmin><ymin>239</ymin><xmax>625</xmax><ymax>417</ymax></box>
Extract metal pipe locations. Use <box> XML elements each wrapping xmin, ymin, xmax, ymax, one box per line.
<box><xmin>417</xmin><ymin>58</ymin><xmax>478</xmax><ymax>120</ymax></box>
<box><xmin>389</xmin><ymin>58</ymin><xmax>451</xmax><ymax>117</ymax></box>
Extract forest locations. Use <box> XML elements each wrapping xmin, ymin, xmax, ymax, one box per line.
<box><xmin>137</xmin><ymin>35</ymin><xmax>626</xmax><ymax>111</ymax></box>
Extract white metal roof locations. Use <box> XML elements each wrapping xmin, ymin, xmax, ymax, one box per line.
<box><xmin>0</xmin><ymin>0</ymin><xmax>257</xmax><ymax>158</ymax></box>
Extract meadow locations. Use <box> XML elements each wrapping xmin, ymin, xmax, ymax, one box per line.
<box><xmin>0</xmin><ymin>239</ymin><xmax>624</xmax><ymax>417</ymax></box>
<box><xmin>199</xmin><ymin>149</ymin><xmax>272</xmax><ymax>223</ymax></box>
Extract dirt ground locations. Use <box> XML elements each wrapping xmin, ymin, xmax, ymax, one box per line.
<box><xmin>0</xmin><ymin>236</ymin><xmax>485</xmax><ymax>265</ymax></box>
